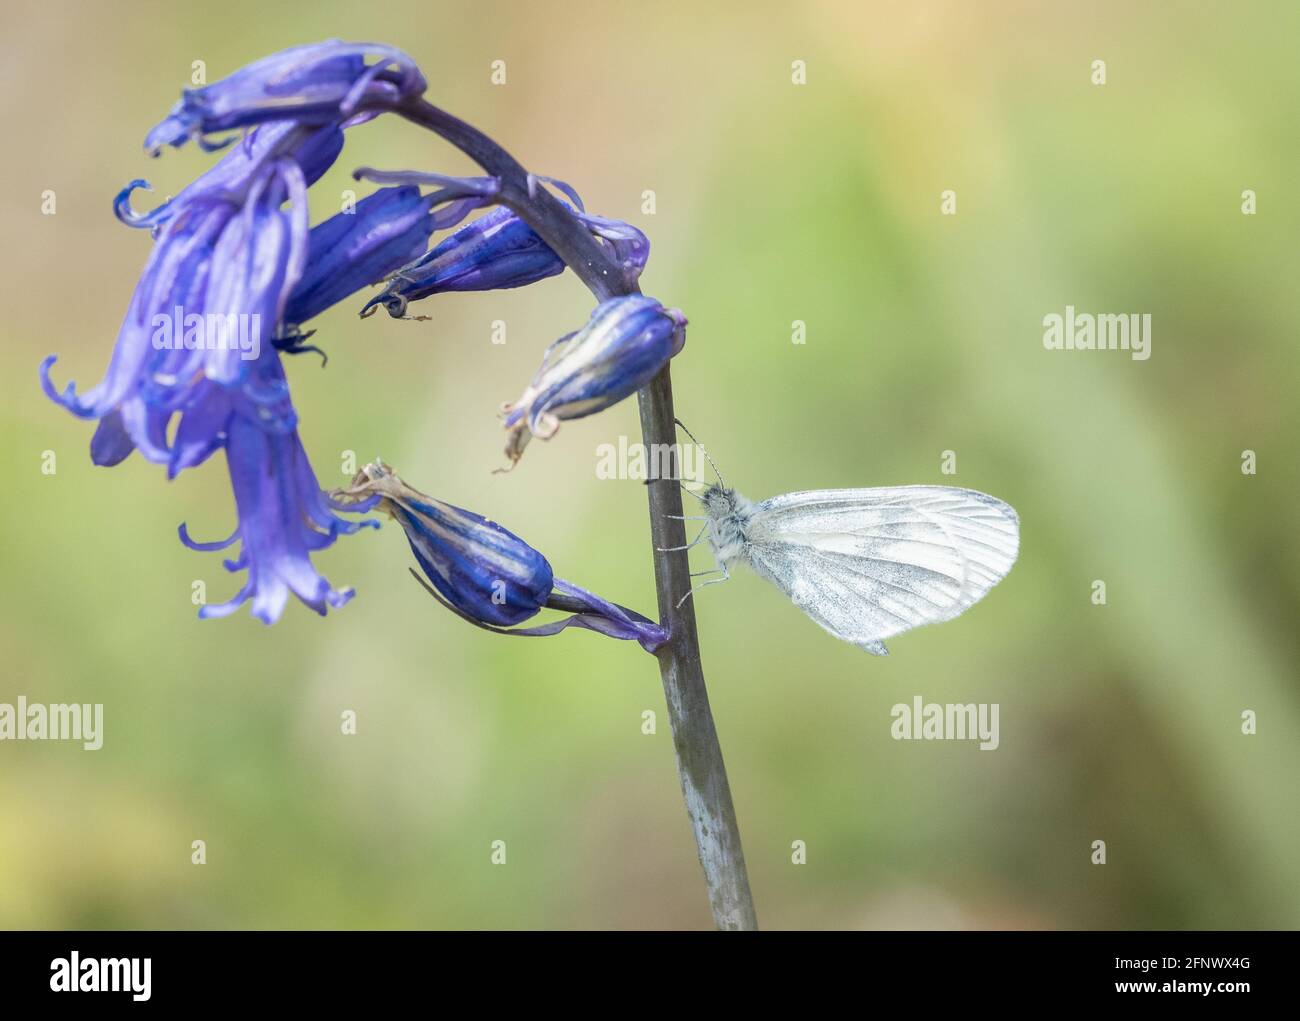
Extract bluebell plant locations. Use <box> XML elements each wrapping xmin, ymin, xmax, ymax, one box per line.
<box><xmin>43</xmin><ymin>40</ymin><xmax>751</xmax><ymax>929</ymax></box>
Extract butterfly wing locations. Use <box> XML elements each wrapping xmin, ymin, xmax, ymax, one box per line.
<box><xmin>741</xmin><ymin>486</ymin><xmax>1019</xmax><ymax>655</ymax></box>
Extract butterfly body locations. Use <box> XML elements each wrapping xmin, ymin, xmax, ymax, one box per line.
<box><xmin>701</xmin><ymin>485</ymin><xmax>755</xmax><ymax>566</ymax></box>
<box><xmin>698</xmin><ymin>483</ymin><xmax>1019</xmax><ymax>657</ymax></box>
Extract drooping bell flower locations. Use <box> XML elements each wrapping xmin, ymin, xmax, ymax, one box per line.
<box><xmin>41</xmin><ymin>156</ymin><xmax>311</xmax><ymax>465</ymax></box>
<box><xmin>39</xmin><ymin>41</ymin><xmax>439</xmax><ymax>624</ymax></box>
<box><xmin>46</xmin><ymin>38</ymin><xmax>406</xmax><ymax>448</ymax></box>
<box><xmin>283</xmin><ymin>174</ymin><xmax>500</xmax><ymax>327</ymax></box>
<box><xmin>143</xmin><ymin>40</ymin><xmax>426</xmax><ymax>154</ymax></box>
<box><xmin>179</xmin><ymin>362</ymin><xmax>379</xmax><ymax>624</ymax></box>
<box><xmin>501</xmin><ymin>295</ymin><xmax>686</xmax><ymax>466</ymax></box>
<box><xmin>334</xmin><ymin>462</ymin><xmax>668</xmax><ymax>651</ymax></box>
<box><xmin>360</xmin><ymin>200</ymin><xmax>649</xmax><ymax>319</ymax></box>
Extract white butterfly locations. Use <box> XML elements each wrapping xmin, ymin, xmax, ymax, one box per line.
<box><xmin>676</xmin><ymin>442</ymin><xmax>1019</xmax><ymax>655</ymax></box>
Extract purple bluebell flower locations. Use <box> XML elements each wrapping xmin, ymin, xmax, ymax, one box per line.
<box><xmin>43</xmin><ymin>150</ymin><xmax>375</xmax><ymax>623</ymax></box>
<box><xmin>144</xmin><ymin>40</ymin><xmax>425</xmax><ymax>155</ymax></box>
<box><xmin>336</xmin><ymin>463</ymin><xmax>667</xmax><ymax>651</ymax></box>
<box><xmin>180</xmin><ymin>375</ymin><xmax>379</xmax><ymax>624</ymax></box>
<box><xmin>360</xmin><ymin>202</ymin><xmax>650</xmax><ymax>319</ymax></box>
<box><xmin>38</xmin><ymin>41</ymin><xmax>441</xmax><ymax>623</ymax></box>
<box><xmin>501</xmin><ymin>295</ymin><xmax>686</xmax><ymax>465</ymax></box>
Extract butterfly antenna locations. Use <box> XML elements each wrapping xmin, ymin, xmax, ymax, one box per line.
<box><xmin>673</xmin><ymin>417</ymin><xmax>725</xmax><ymax>488</ymax></box>
<box><xmin>679</xmin><ymin>479</ymin><xmax>707</xmax><ymax>504</ymax></box>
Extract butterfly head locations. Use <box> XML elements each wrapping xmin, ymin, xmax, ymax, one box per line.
<box><xmin>701</xmin><ymin>483</ymin><xmax>738</xmax><ymax>517</ymax></box>
<box><xmin>698</xmin><ymin>484</ymin><xmax>752</xmax><ymax>564</ymax></box>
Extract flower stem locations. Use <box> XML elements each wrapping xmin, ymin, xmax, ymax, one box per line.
<box><xmin>634</xmin><ymin>368</ymin><xmax>759</xmax><ymax>930</ymax></box>
<box><xmin>393</xmin><ymin>97</ymin><xmax>758</xmax><ymax>929</ymax></box>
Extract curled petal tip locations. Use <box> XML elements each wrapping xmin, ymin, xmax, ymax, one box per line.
<box><xmin>197</xmin><ymin>588</ymin><xmax>251</xmax><ymax>620</ymax></box>
<box><xmin>113</xmin><ymin>179</ymin><xmax>166</xmax><ymax>229</ymax></box>
<box><xmin>38</xmin><ymin>354</ymin><xmax>84</xmax><ymax>414</ymax></box>
<box><xmin>532</xmin><ymin>411</ymin><xmax>561</xmax><ymax>440</ymax></box>
<box><xmin>143</xmin><ymin>113</ymin><xmax>194</xmax><ymax>156</ymax></box>
<box><xmin>178</xmin><ymin>522</ymin><xmax>240</xmax><ymax>552</ymax></box>
<box><xmin>327</xmin><ymin>587</ymin><xmax>356</xmax><ymax>609</ymax></box>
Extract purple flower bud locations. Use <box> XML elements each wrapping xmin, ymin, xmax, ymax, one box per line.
<box><xmin>502</xmin><ymin>295</ymin><xmax>686</xmax><ymax>466</ymax></box>
<box><xmin>361</xmin><ymin>204</ymin><xmax>649</xmax><ymax>318</ymax></box>
<box><xmin>144</xmin><ymin>40</ymin><xmax>426</xmax><ymax>155</ymax></box>
<box><xmin>351</xmin><ymin>461</ymin><xmax>553</xmax><ymax>627</ymax></box>
<box><xmin>283</xmin><ymin>186</ymin><xmax>442</xmax><ymax>326</ymax></box>
<box><xmin>361</xmin><ymin>207</ymin><xmax>562</xmax><ymax>317</ymax></box>
<box><xmin>336</xmin><ymin>462</ymin><xmax>667</xmax><ymax>651</ymax></box>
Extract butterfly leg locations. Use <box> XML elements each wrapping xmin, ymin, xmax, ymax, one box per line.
<box><xmin>675</xmin><ymin>560</ymin><xmax>731</xmax><ymax>609</ymax></box>
<box><xmin>656</xmin><ymin>522</ymin><xmax>709</xmax><ymax>553</ymax></box>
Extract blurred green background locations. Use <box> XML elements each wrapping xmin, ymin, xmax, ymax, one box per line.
<box><xmin>2</xmin><ymin>0</ymin><xmax>1297</xmax><ymax>930</ymax></box>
